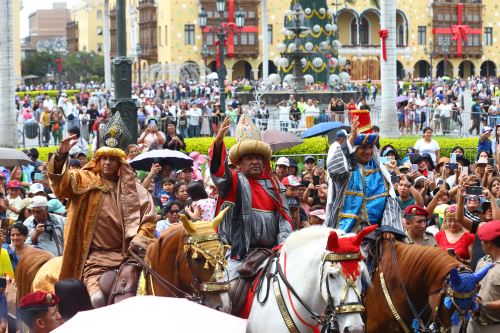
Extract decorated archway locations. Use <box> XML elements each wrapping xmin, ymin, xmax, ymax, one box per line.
<box><xmin>179</xmin><ymin>61</ymin><xmax>200</xmax><ymax>82</ymax></box>
<box><xmin>396</xmin><ymin>60</ymin><xmax>405</xmax><ymax>80</ymax></box>
<box><xmin>258</xmin><ymin>61</ymin><xmax>278</xmax><ymax>79</ymax></box>
<box><xmin>480</xmin><ymin>61</ymin><xmax>497</xmax><ymax>77</ymax></box>
<box><xmin>413</xmin><ymin>60</ymin><xmax>430</xmax><ymax>79</ymax></box>
<box><xmin>458</xmin><ymin>60</ymin><xmax>475</xmax><ymax>78</ymax></box>
<box><xmin>436</xmin><ymin>60</ymin><xmax>453</xmax><ymax>78</ymax></box>
<box><xmin>232</xmin><ymin>60</ymin><xmax>252</xmax><ymax>80</ymax></box>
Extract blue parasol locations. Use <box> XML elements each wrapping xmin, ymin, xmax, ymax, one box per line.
<box><xmin>301</xmin><ymin>122</ymin><xmax>351</xmax><ymax>139</ymax></box>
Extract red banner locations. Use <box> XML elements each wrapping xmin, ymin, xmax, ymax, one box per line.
<box><xmin>432</xmin><ymin>3</ymin><xmax>481</xmax><ymax>57</ymax></box>
<box><xmin>379</xmin><ymin>30</ymin><xmax>388</xmax><ymax>62</ymax></box>
<box><xmin>204</xmin><ymin>0</ymin><xmax>259</xmax><ymax>61</ymax></box>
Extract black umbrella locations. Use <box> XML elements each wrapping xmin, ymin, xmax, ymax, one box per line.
<box><xmin>129</xmin><ymin>149</ymin><xmax>193</xmax><ymax>171</ymax></box>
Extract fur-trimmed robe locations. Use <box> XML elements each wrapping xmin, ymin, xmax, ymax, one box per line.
<box><xmin>48</xmin><ymin>156</ymin><xmax>156</xmax><ymax>281</ymax></box>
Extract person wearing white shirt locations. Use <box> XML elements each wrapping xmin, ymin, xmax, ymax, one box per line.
<box><xmin>64</xmin><ymin>98</ymin><xmax>80</xmax><ymax>132</ymax></box>
<box><xmin>42</xmin><ymin>95</ymin><xmax>54</xmax><ymax>111</ymax></box>
<box><xmin>187</xmin><ymin>104</ymin><xmax>202</xmax><ymax>137</ymax></box>
<box><xmin>304</xmin><ymin>99</ymin><xmax>318</xmax><ymax>128</ymax></box>
<box><xmin>437</xmin><ymin>99</ymin><xmax>452</xmax><ymax>134</ymax></box>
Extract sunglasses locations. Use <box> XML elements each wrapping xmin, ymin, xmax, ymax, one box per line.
<box><xmin>169</xmin><ymin>210</ymin><xmax>180</xmax><ymax>214</ymax></box>
<box><xmin>305</xmin><ymin>160</ymin><xmax>315</xmax><ymax>164</ymax></box>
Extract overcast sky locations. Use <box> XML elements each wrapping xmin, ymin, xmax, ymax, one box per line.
<box><xmin>21</xmin><ymin>0</ymin><xmax>80</xmax><ymax>38</ymax></box>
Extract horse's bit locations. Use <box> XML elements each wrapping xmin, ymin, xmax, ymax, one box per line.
<box><xmin>271</xmin><ymin>251</ymin><xmax>365</xmax><ymax>333</ymax></box>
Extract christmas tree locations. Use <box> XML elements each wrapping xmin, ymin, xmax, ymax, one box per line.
<box><xmin>277</xmin><ymin>0</ymin><xmax>342</xmax><ymax>85</ymax></box>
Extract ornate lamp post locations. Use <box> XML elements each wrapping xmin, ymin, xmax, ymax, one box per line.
<box><xmin>201</xmin><ymin>44</ymin><xmax>213</xmax><ymax>83</ymax></box>
<box><xmin>199</xmin><ymin>0</ymin><xmax>245</xmax><ymax>113</ymax></box>
<box><xmin>136</xmin><ymin>44</ymin><xmax>142</xmax><ymax>87</ymax></box>
<box><xmin>424</xmin><ymin>40</ymin><xmax>438</xmax><ymax>78</ymax></box>
<box><xmin>442</xmin><ymin>40</ymin><xmax>450</xmax><ymax>77</ymax></box>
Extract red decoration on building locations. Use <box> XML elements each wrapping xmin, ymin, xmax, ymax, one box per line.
<box><xmin>378</xmin><ymin>30</ymin><xmax>388</xmax><ymax>62</ymax></box>
<box><xmin>55</xmin><ymin>58</ymin><xmax>64</xmax><ymax>74</ymax></box>
<box><xmin>432</xmin><ymin>3</ymin><xmax>481</xmax><ymax>57</ymax></box>
<box><xmin>204</xmin><ymin>0</ymin><xmax>259</xmax><ymax>64</ymax></box>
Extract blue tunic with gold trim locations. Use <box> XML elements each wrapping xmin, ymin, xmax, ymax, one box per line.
<box><xmin>325</xmin><ymin>141</ymin><xmax>403</xmax><ymax>234</ymax></box>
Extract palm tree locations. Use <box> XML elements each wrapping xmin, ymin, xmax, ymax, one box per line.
<box><xmin>103</xmin><ymin>0</ymin><xmax>112</xmax><ymax>90</ymax></box>
<box><xmin>0</xmin><ymin>0</ymin><xmax>17</xmax><ymax>147</ymax></box>
<box><xmin>379</xmin><ymin>0</ymin><xmax>399</xmax><ymax>138</ymax></box>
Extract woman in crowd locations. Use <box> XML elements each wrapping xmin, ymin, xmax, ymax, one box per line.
<box><xmin>156</xmin><ymin>201</ymin><xmax>183</xmax><ymax>236</ymax></box>
<box><xmin>7</xmin><ymin>223</ymin><xmax>29</xmax><ymax>273</ymax></box>
<box><xmin>125</xmin><ymin>144</ymin><xmax>139</xmax><ymax>163</ymax></box>
<box><xmin>137</xmin><ymin>118</ymin><xmax>166</xmax><ymax>151</ymax></box>
<box><xmin>414</xmin><ymin>127</ymin><xmax>441</xmax><ymax>165</ymax></box>
<box><xmin>55</xmin><ymin>278</ymin><xmax>93</xmax><ymax>322</ymax></box>
<box><xmin>435</xmin><ymin>204</ymin><xmax>474</xmax><ymax>263</ymax></box>
<box><xmin>185</xmin><ymin>181</ymin><xmax>216</xmax><ymax>222</ymax></box>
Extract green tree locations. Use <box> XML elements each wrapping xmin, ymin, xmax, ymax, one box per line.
<box><xmin>21</xmin><ymin>51</ymin><xmax>58</xmax><ymax>78</ymax></box>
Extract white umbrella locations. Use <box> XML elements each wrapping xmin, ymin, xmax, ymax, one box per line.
<box><xmin>207</xmin><ymin>72</ymin><xmax>219</xmax><ymax>80</ymax></box>
<box><xmin>53</xmin><ymin>296</ymin><xmax>247</xmax><ymax>333</ymax></box>
<box><xmin>0</xmin><ymin>148</ymin><xmax>31</xmax><ymax>167</ymax></box>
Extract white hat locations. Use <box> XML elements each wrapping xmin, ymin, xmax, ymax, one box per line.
<box><xmin>29</xmin><ymin>183</ymin><xmax>45</xmax><ymax>194</ymax></box>
<box><xmin>29</xmin><ymin>196</ymin><xmax>48</xmax><ymax>209</ymax></box>
<box><xmin>276</xmin><ymin>157</ymin><xmax>290</xmax><ymax>167</ymax></box>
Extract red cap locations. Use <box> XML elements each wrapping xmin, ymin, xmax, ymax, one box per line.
<box><xmin>281</xmin><ymin>175</ymin><xmax>301</xmax><ymax>187</ymax></box>
<box><xmin>478</xmin><ymin>220</ymin><xmax>500</xmax><ymax>242</ymax></box>
<box><xmin>7</xmin><ymin>180</ymin><xmax>23</xmax><ymax>190</ymax></box>
<box><xmin>404</xmin><ymin>204</ymin><xmax>429</xmax><ymax>218</ymax></box>
<box><xmin>20</xmin><ymin>291</ymin><xmax>59</xmax><ymax>311</ymax></box>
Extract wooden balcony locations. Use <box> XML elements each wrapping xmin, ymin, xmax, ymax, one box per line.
<box><xmin>66</xmin><ymin>21</ymin><xmax>79</xmax><ymax>53</ymax></box>
<box><xmin>109</xmin><ymin>7</ymin><xmax>117</xmax><ymax>58</ymax></box>
<box><xmin>138</xmin><ymin>0</ymin><xmax>157</xmax><ymax>62</ymax></box>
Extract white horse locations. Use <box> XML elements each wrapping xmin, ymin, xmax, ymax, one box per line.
<box><xmin>247</xmin><ymin>225</ymin><xmax>376</xmax><ymax>333</ymax></box>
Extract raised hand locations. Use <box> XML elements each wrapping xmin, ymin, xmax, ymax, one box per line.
<box><xmin>214</xmin><ymin>117</ymin><xmax>231</xmax><ymax>146</ymax></box>
<box><xmin>348</xmin><ymin>116</ymin><xmax>360</xmax><ymax>146</ymax></box>
<box><xmin>57</xmin><ymin>134</ymin><xmax>78</xmax><ymax>155</ymax></box>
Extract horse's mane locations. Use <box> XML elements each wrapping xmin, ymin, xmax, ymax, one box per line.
<box><xmin>146</xmin><ymin>223</ymin><xmax>184</xmax><ymax>267</ymax></box>
<box><xmin>283</xmin><ymin>226</ymin><xmax>331</xmax><ymax>251</ymax></box>
<box><xmin>384</xmin><ymin>241</ymin><xmax>460</xmax><ymax>292</ymax></box>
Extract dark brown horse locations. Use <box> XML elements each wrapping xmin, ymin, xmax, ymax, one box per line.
<box><xmin>365</xmin><ymin>241</ymin><xmax>490</xmax><ymax>333</ymax></box>
<box><xmin>145</xmin><ymin>208</ymin><xmax>231</xmax><ymax>311</ymax></box>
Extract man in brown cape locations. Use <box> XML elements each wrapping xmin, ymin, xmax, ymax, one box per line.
<box><xmin>48</xmin><ymin>113</ymin><xmax>156</xmax><ymax>307</ymax></box>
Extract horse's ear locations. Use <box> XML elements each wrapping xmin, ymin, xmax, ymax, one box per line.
<box><xmin>449</xmin><ymin>268</ymin><xmax>462</xmax><ymax>287</ymax></box>
<box><xmin>353</xmin><ymin>224</ymin><xmax>378</xmax><ymax>247</ymax></box>
<box><xmin>473</xmin><ymin>263</ymin><xmax>493</xmax><ymax>283</ymax></box>
<box><xmin>327</xmin><ymin>231</ymin><xmax>338</xmax><ymax>252</ymax></box>
<box><xmin>211</xmin><ymin>207</ymin><xmax>230</xmax><ymax>229</ymax></box>
<box><xmin>180</xmin><ymin>214</ymin><xmax>196</xmax><ymax>234</ymax></box>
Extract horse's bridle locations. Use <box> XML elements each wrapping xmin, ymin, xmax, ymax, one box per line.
<box><xmin>271</xmin><ymin>251</ymin><xmax>366</xmax><ymax>333</ymax></box>
<box><xmin>136</xmin><ymin>232</ymin><xmax>230</xmax><ymax>306</ymax></box>
<box><xmin>183</xmin><ymin>233</ymin><xmax>231</xmax><ymax>301</ymax></box>
<box><xmin>382</xmin><ymin>239</ymin><xmax>479</xmax><ymax>333</ymax></box>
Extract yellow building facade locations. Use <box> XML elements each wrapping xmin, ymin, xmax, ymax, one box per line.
<box><xmin>68</xmin><ymin>0</ymin><xmax>500</xmax><ymax>83</ymax></box>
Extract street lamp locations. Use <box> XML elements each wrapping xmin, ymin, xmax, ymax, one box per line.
<box><xmin>442</xmin><ymin>40</ymin><xmax>450</xmax><ymax>77</ymax></box>
<box><xmin>198</xmin><ymin>0</ymin><xmax>245</xmax><ymax>113</ymax></box>
<box><xmin>201</xmin><ymin>44</ymin><xmax>213</xmax><ymax>83</ymax></box>
<box><xmin>424</xmin><ymin>40</ymin><xmax>437</xmax><ymax>78</ymax></box>
<box><xmin>136</xmin><ymin>44</ymin><xmax>142</xmax><ymax>87</ymax></box>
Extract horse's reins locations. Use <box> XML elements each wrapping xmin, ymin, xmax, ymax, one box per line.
<box><xmin>270</xmin><ymin>251</ymin><xmax>366</xmax><ymax>333</ymax></box>
<box><xmin>383</xmin><ymin>239</ymin><xmax>476</xmax><ymax>333</ymax></box>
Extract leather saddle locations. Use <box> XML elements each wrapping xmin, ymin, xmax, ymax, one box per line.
<box><xmin>99</xmin><ymin>259</ymin><xmax>142</xmax><ymax>305</ymax></box>
<box><xmin>228</xmin><ymin>248</ymin><xmax>276</xmax><ymax>316</ymax></box>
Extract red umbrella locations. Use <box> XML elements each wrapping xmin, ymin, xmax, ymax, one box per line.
<box><xmin>261</xmin><ymin>130</ymin><xmax>304</xmax><ymax>152</ymax></box>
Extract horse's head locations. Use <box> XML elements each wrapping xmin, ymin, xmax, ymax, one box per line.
<box><xmin>180</xmin><ymin>207</ymin><xmax>231</xmax><ymax>311</ymax></box>
<box><xmin>441</xmin><ymin>264</ymin><xmax>493</xmax><ymax>328</ymax></box>
<box><xmin>321</xmin><ymin>225</ymin><xmax>377</xmax><ymax>333</ymax></box>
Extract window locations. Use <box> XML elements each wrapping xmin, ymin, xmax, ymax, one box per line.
<box><xmin>184</xmin><ymin>24</ymin><xmax>195</xmax><ymax>45</ymax></box>
<box><xmin>97</xmin><ymin>10</ymin><xmax>102</xmax><ymax>19</ymax></box>
<box><xmin>418</xmin><ymin>26</ymin><xmax>426</xmax><ymax>45</ymax></box>
<box><xmin>165</xmin><ymin>25</ymin><xmax>168</xmax><ymax>45</ymax></box>
<box><xmin>207</xmin><ymin>34</ymin><xmax>214</xmax><ymax>46</ymax></box>
<box><xmin>241</xmin><ymin>33</ymin><xmax>248</xmax><ymax>45</ymax></box>
<box><xmin>97</xmin><ymin>27</ymin><xmax>103</xmax><ymax>36</ymax></box>
<box><xmin>267</xmin><ymin>24</ymin><xmax>273</xmax><ymax>44</ymax></box>
<box><xmin>97</xmin><ymin>43</ymin><xmax>103</xmax><ymax>52</ymax></box>
<box><xmin>158</xmin><ymin>26</ymin><xmax>162</xmax><ymax>46</ymax></box>
<box><xmin>249</xmin><ymin>33</ymin><xmax>255</xmax><ymax>45</ymax></box>
<box><xmin>485</xmin><ymin>27</ymin><xmax>493</xmax><ymax>46</ymax></box>
<box><xmin>358</xmin><ymin>17</ymin><xmax>369</xmax><ymax>45</ymax></box>
<box><xmin>350</xmin><ymin>18</ymin><xmax>357</xmax><ymax>45</ymax></box>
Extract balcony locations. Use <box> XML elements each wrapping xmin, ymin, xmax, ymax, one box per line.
<box><xmin>66</xmin><ymin>21</ymin><xmax>79</xmax><ymax>52</ymax></box>
<box><xmin>138</xmin><ymin>0</ymin><xmax>157</xmax><ymax>62</ymax></box>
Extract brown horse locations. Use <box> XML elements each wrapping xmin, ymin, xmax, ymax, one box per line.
<box><xmin>365</xmin><ymin>241</ymin><xmax>490</xmax><ymax>333</ymax></box>
<box><xmin>145</xmin><ymin>208</ymin><xmax>231</xmax><ymax>311</ymax></box>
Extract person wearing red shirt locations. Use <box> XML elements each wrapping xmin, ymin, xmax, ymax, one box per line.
<box><xmin>435</xmin><ymin>204</ymin><xmax>474</xmax><ymax>263</ymax></box>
